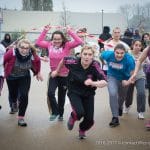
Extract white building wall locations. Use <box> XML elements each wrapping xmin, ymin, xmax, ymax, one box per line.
<box><xmin>0</xmin><ymin>10</ymin><xmax>127</xmax><ymax>41</ymax></box>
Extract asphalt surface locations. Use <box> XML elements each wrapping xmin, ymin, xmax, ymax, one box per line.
<box><xmin>0</xmin><ymin>62</ymin><xmax>150</xmax><ymax>150</ymax></box>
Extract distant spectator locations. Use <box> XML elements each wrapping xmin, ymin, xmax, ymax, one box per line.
<box><xmin>121</xmin><ymin>29</ymin><xmax>133</xmax><ymax>47</ymax></box>
<box><xmin>133</xmin><ymin>29</ymin><xmax>141</xmax><ymax>40</ymax></box>
<box><xmin>74</xmin><ymin>28</ymin><xmax>87</xmax><ymax>57</ymax></box>
<box><xmin>141</xmin><ymin>33</ymin><xmax>150</xmax><ymax>50</ymax></box>
<box><xmin>1</xmin><ymin>33</ymin><xmax>13</xmax><ymax>51</ymax></box>
<box><xmin>98</xmin><ymin>26</ymin><xmax>112</xmax><ymax>49</ymax></box>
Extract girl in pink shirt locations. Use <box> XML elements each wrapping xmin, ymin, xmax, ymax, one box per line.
<box><xmin>36</xmin><ymin>25</ymin><xmax>83</xmax><ymax>121</ymax></box>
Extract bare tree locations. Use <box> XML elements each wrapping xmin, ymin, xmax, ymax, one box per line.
<box><xmin>119</xmin><ymin>4</ymin><xmax>132</xmax><ymax>26</ymax></box>
<box><xmin>22</xmin><ymin>0</ymin><xmax>53</xmax><ymax>11</ymax></box>
<box><xmin>119</xmin><ymin>2</ymin><xmax>150</xmax><ymax>32</ymax></box>
<box><xmin>60</xmin><ymin>2</ymin><xmax>70</xmax><ymax>27</ymax></box>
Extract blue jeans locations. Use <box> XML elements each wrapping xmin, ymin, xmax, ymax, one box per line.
<box><xmin>107</xmin><ymin>76</ymin><xmax>128</xmax><ymax>117</ymax></box>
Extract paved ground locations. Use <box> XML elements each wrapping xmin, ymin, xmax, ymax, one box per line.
<box><xmin>0</xmin><ymin>62</ymin><xmax>150</xmax><ymax>150</ymax></box>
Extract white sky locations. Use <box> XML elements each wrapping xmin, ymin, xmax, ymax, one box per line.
<box><xmin>0</xmin><ymin>0</ymin><xmax>149</xmax><ymax>12</ymax></box>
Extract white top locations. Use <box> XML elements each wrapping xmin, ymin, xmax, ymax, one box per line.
<box><xmin>0</xmin><ymin>44</ymin><xmax>6</xmax><ymax>76</ymax></box>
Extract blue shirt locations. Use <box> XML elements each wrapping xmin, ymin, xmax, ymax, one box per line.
<box><xmin>100</xmin><ymin>51</ymin><xmax>135</xmax><ymax>80</ymax></box>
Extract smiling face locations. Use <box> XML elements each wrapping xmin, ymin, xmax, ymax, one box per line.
<box><xmin>17</xmin><ymin>39</ymin><xmax>31</xmax><ymax>56</ymax></box>
<box><xmin>19</xmin><ymin>43</ymin><xmax>30</xmax><ymax>56</ymax></box>
<box><xmin>114</xmin><ymin>49</ymin><xmax>125</xmax><ymax>61</ymax></box>
<box><xmin>80</xmin><ymin>46</ymin><xmax>94</xmax><ymax>68</ymax></box>
<box><xmin>52</xmin><ymin>34</ymin><xmax>63</xmax><ymax>48</ymax></box>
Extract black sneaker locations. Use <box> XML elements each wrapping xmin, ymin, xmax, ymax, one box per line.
<box><xmin>58</xmin><ymin>116</ymin><xmax>63</xmax><ymax>121</ymax></box>
<box><xmin>9</xmin><ymin>108</ymin><xmax>16</xmax><ymax>114</ymax></box>
<box><xmin>109</xmin><ymin>117</ymin><xmax>120</xmax><ymax>127</ymax></box>
<box><xmin>12</xmin><ymin>103</ymin><xmax>18</xmax><ymax>112</ymax></box>
<box><xmin>119</xmin><ymin>108</ymin><xmax>123</xmax><ymax>116</ymax></box>
<box><xmin>18</xmin><ymin>119</ymin><xmax>27</xmax><ymax>127</ymax></box>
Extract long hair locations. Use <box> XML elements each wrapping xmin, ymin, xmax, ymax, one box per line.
<box><xmin>51</xmin><ymin>30</ymin><xmax>68</xmax><ymax>47</ymax></box>
<box><xmin>17</xmin><ymin>39</ymin><xmax>37</xmax><ymax>54</ymax></box>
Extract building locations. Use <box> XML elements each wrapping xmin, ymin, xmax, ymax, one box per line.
<box><xmin>0</xmin><ymin>10</ymin><xmax>127</xmax><ymax>41</ymax></box>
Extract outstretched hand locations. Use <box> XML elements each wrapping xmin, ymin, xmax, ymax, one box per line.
<box><xmin>128</xmin><ymin>74</ymin><xmax>136</xmax><ymax>84</ymax></box>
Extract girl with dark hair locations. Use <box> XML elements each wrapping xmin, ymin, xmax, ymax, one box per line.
<box><xmin>141</xmin><ymin>33</ymin><xmax>150</xmax><ymax>50</ymax></box>
<box><xmin>100</xmin><ymin>43</ymin><xmax>135</xmax><ymax>127</ymax></box>
<box><xmin>130</xmin><ymin>45</ymin><xmax>150</xmax><ymax>128</ymax></box>
<box><xmin>124</xmin><ymin>40</ymin><xmax>146</xmax><ymax>119</ymax></box>
<box><xmin>36</xmin><ymin>25</ymin><xmax>83</xmax><ymax>121</ymax></box>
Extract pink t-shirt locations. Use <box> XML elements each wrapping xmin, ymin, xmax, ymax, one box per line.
<box><xmin>36</xmin><ymin>29</ymin><xmax>83</xmax><ymax>76</ymax></box>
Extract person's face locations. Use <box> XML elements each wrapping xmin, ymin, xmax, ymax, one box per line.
<box><xmin>19</xmin><ymin>43</ymin><xmax>30</xmax><ymax>56</ymax></box>
<box><xmin>114</xmin><ymin>49</ymin><xmax>125</xmax><ymax>61</ymax></box>
<box><xmin>52</xmin><ymin>34</ymin><xmax>63</xmax><ymax>48</ymax></box>
<box><xmin>77</xmin><ymin>32</ymin><xmax>86</xmax><ymax>41</ymax></box>
<box><xmin>6</xmin><ymin>35</ymin><xmax>10</xmax><ymax>40</ymax></box>
<box><xmin>132</xmin><ymin>41</ymin><xmax>142</xmax><ymax>52</ymax></box>
<box><xmin>112</xmin><ymin>28</ymin><xmax>121</xmax><ymax>40</ymax></box>
<box><xmin>81</xmin><ymin>48</ymin><xmax>94</xmax><ymax>67</ymax></box>
<box><xmin>144</xmin><ymin>34</ymin><xmax>150</xmax><ymax>41</ymax></box>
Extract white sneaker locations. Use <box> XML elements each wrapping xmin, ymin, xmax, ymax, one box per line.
<box><xmin>123</xmin><ymin>106</ymin><xmax>130</xmax><ymax>114</ymax></box>
<box><xmin>138</xmin><ymin>112</ymin><xmax>144</xmax><ymax>119</ymax></box>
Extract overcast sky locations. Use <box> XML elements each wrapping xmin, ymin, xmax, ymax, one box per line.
<box><xmin>0</xmin><ymin>0</ymin><xmax>149</xmax><ymax>12</ymax></box>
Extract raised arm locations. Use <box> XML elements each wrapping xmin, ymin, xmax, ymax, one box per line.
<box><xmin>35</xmin><ymin>25</ymin><xmax>51</xmax><ymax>49</ymax></box>
<box><xmin>65</xmin><ymin>28</ymin><xmax>83</xmax><ymax>49</ymax></box>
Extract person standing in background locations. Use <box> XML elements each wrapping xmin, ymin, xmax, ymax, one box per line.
<box><xmin>98</xmin><ymin>26</ymin><xmax>112</xmax><ymax>50</ymax></box>
<box><xmin>1</xmin><ymin>33</ymin><xmax>13</xmax><ymax>51</ymax></box>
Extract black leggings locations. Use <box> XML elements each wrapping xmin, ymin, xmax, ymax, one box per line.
<box><xmin>48</xmin><ymin>76</ymin><xmax>67</xmax><ymax>116</ymax></box>
<box><xmin>68</xmin><ymin>92</ymin><xmax>94</xmax><ymax>131</ymax></box>
<box><xmin>6</xmin><ymin>76</ymin><xmax>31</xmax><ymax>117</ymax></box>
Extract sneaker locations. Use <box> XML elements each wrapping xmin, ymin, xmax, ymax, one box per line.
<box><xmin>58</xmin><ymin>116</ymin><xmax>63</xmax><ymax>121</ymax></box>
<box><xmin>67</xmin><ymin>115</ymin><xmax>75</xmax><ymax>130</ymax></box>
<box><xmin>138</xmin><ymin>112</ymin><xmax>144</xmax><ymax>119</ymax></box>
<box><xmin>9</xmin><ymin>108</ymin><xmax>16</xmax><ymax>114</ymax></box>
<box><xmin>12</xmin><ymin>103</ymin><xmax>18</xmax><ymax>112</ymax></box>
<box><xmin>145</xmin><ymin>120</ymin><xmax>150</xmax><ymax>128</ymax></box>
<box><xmin>79</xmin><ymin>130</ymin><xmax>86</xmax><ymax>139</ymax></box>
<box><xmin>123</xmin><ymin>106</ymin><xmax>131</xmax><ymax>114</ymax></box>
<box><xmin>119</xmin><ymin>108</ymin><xmax>123</xmax><ymax>116</ymax></box>
<box><xmin>18</xmin><ymin>119</ymin><xmax>27</xmax><ymax>127</ymax></box>
<box><xmin>49</xmin><ymin>114</ymin><xmax>58</xmax><ymax>121</ymax></box>
<box><xmin>109</xmin><ymin>117</ymin><xmax>120</xmax><ymax>127</ymax></box>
